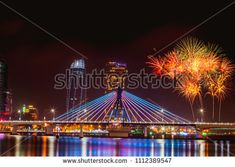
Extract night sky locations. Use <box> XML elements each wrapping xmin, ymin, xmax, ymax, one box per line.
<box><xmin>0</xmin><ymin>1</ymin><xmax>234</xmax><ymax>121</ymax></box>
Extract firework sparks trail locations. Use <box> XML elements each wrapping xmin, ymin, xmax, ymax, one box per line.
<box><xmin>147</xmin><ymin>37</ymin><xmax>234</xmax><ymax>121</ymax></box>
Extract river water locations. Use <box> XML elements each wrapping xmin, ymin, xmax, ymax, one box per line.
<box><xmin>0</xmin><ymin>134</ymin><xmax>234</xmax><ymax>156</ymax></box>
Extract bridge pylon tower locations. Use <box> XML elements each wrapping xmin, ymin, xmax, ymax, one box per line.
<box><xmin>108</xmin><ymin>87</ymin><xmax>127</xmax><ymax>123</ymax></box>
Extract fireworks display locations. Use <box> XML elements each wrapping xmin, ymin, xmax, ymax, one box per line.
<box><xmin>148</xmin><ymin>37</ymin><xmax>234</xmax><ymax>121</ymax></box>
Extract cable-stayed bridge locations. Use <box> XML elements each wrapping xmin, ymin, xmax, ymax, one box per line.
<box><xmin>1</xmin><ymin>90</ymin><xmax>235</xmax><ymax>138</ymax></box>
<box><xmin>56</xmin><ymin>90</ymin><xmax>188</xmax><ymax>123</ymax></box>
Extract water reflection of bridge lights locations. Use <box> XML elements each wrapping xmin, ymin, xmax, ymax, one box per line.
<box><xmin>0</xmin><ymin>134</ymin><xmax>233</xmax><ymax>156</ymax></box>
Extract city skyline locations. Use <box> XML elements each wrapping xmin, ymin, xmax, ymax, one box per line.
<box><xmin>0</xmin><ymin>1</ymin><xmax>234</xmax><ymax>121</ymax></box>
<box><xmin>1</xmin><ymin>1</ymin><xmax>235</xmax><ymax>162</ymax></box>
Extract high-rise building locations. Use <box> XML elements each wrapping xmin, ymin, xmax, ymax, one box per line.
<box><xmin>66</xmin><ymin>59</ymin><xmax>86</xmax><ymax>113</ymax></box>
<box><xmin>5</xmin><ymin>90</ymin><xmax>12</xmax><ymax>117</ymax></box>
<box><xmin>0</xmin><ymin>60</ymin><xmax>9</xmax><ymax>120</ymax></box>
<box><xmin>106</xmin><ymin>61</ymin><xmax>128</xmax><ymax>91</ymax></box>
<box><xmin>20</xmin><ymin>105</ymin><xmax>38</xmax><ymax>120</ymax></box>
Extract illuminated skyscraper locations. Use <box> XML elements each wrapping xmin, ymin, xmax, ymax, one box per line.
<box><xmin>5</xmin><ymin>90</ymin><xmax>12</xmax><ymax>117</ymax></box>
<box><xmin>0</xmin><ymin>60</ymin><xmax>9</xmax><ymax>120</ymax></box>
<box><xmin>106</xmin><ymin>61</ymin><xmax>128</xmax><ymax>91</ymax></box>
<box><xmin>66</xmin><ymin>59</ymin><xmax>86</xmax><ymax>114</ymax></box>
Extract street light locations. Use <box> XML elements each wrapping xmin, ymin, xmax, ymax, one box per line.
<box><xmin>51</xmin><ymin>108</ymin><xmax>55</xmax><ymax>121</ymax></box>
<box><xmin>161</xmin><ymin>108</ymin><xmax>164</xmax><ymax>122</ymax></box>
<box><xmin>18</xmin><ymin>109</ymin><xmax>21</xmax><ymax>120</ymax></box>
<box><xmin>199</xmin><ymin>108</ymin><xmax>204</xmax><ymax>122</ymax></box>
<box><xmin>84</xmin><ymin>108</ymin><xmax>87</xmax><ymax>121</ymax></box>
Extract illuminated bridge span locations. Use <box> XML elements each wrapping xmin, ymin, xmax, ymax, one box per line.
<box><xmin>1</xmin><ymin>90</ymin><xmax>235</xmax><ymax>138</ymax></box>
<box><xmin>56</xmin><ymin>91</ymin><xmax>189</xmax><ymax>123</ymax></box>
